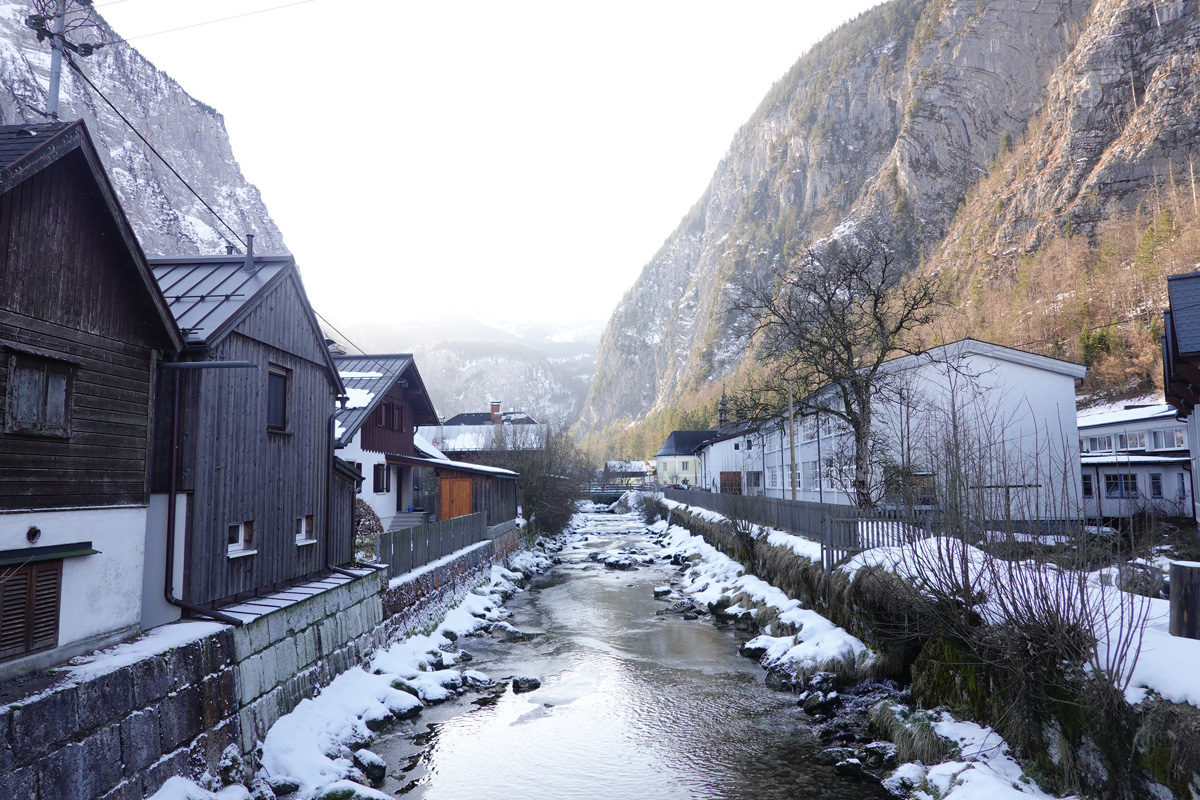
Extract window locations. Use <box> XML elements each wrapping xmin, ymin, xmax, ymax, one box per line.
<box><xmin>1081</xmin><ymin>474</ymin><xmax>1093</xmax><ymax>498</ymax></box>
<box><xmin>353</xmin><ymin>462</ymin><xmax>363</xmax><ymax>494</ymax></box>
<box><xmin>5</xmin><ymin>352</ymin><xmax>73</xmax><ymax>437</ymax></box>
<box><xmin>373</xmin><ymin>463</ymin><xmax>391</xmax><ymax>494</ymax></box>
<box><xmin>267</xmin><ymin>365</ymin><xmax>289</xmax><ymax>431</ymax></box>
<box><xmin>295</xmin><ymin>514</ymin><xmax>315</xmax><ymax>544</ymax></box>
<box><xmin>802</xmin><ymin>417</ymin><xmax>817</xmax><ymax>442</ymax></box>
<box><xmin>734</xmin><ymin>442</ymin><xmax>740</xmax><ymax>451</ymax></box>
<box><xmin>1150</xmin><ymin>473</ymin><xmax>1163</xmax><ymax>499</ymax></box>
<box><xmin>227</xmin><ymin>521</ymin><xmax>254</xmax><ymax>555</ymax></box>
<box><xmin>1151</xmin><ymin>428</ymin><xmax>1187</xmax><ymax>450</ymax></box>
<box><xmin>1088</xmin><ymin>435</ymin><xmax>1113</xmax><ymax>452</ymax></box>
<box><xmin>1118</xmin><ymin>432</ymin><xmax>1146</xmax><ymax>450</ymax></box>
<box><xmin>1104</xmin><ymin>474</ymin><xmax>1138</xmax><ymax>499</ymax></box>
<box><xmin>0</xmin><ymin>560</ymin><xmax>62</xmax><ymax>662</ymax></box>
<box><xmin>768</xmin><ymin>466</ymin><xmax>778</xmax><ymax>488</ymax></box>
<box><xmin>805</xmin><ymin>460</ymin><xmax>819</xmax><ymax>491</ymax></box>
<box><xmin>1180</xmin><ymin>473</ymin><xmax>1188</xmax><ymax>499</ymax></box>
<box><xmin>680</xmin><ymin>460</ymin><xmax>689</xmax><ymax>472</ymax></box>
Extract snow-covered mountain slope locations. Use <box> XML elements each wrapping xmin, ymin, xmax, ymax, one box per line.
<box><xmin>0</xmin><ymin>1</ymin><xmax>282</xmax><ymax>255</ymax></box>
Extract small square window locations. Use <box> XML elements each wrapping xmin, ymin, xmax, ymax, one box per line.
<box><xmin>228</xmin><ymin>520</ymin><xmax>255</xmax><ymax>555</ymax></box>
<box><xmin>5</xmin><ymin>352</ymin><xmax>73</xmax><ymax>437</ymax></box>
<box><xmin>295</xmin><ymin>514</ymin><xmax>315</xmax><ymax>544</ymax></box>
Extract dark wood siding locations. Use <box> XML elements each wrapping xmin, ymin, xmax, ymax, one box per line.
<box><xmin>0</xmin><ymin>154</ymin><xmax>168</xmax><ymax>510</ymax></box>
<box><xmin>179</xmin><ymin>330</ymin><xmax>335</xmax><ymax>606</ymax></box>
<box><xmin>435</xmin><ymin>466</ymin><xmax>518</xmax><ymax>526</ymax></box>
<box><xmin>359</xmin><ymin>385</ymin><xmax>416</xmax><ymax>456</ymax></box>
<box><xmin>329</xmin><ymin>467</ymin><xmax>355</xmax><ymax>566</ymax></box>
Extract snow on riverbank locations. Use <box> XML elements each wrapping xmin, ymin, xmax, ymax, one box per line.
<box><xmin>653</xmin><ymin>517</ymin><xmax>874</xmax><ymax>679</ymax></box>
<box><xmin>151</xmin><ymin>549</ymin><xmax>554</xmax><ymax>800</ymax></box>
<box><xmin>655</xmin><ymin>498</ymin><xmax>1090</xmax><ymax>800</ymax></box>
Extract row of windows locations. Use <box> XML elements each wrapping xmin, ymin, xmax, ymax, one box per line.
<box><xmin>766</xmin><ymin>461</ymin><xmax>844</xmax><ymax>491</ymax></box>
<box><xmin>1081</xmin><ymin>472</ymin><xmax>1187</xmax><ymax>500</ymax></box>
<box><xmin>226</xmin><ymin>513</ymin><xmax>316</xmax><ymax>556</ymax></box>
<box><xmin>1081</xmin><ymin>427</ymin><xmax>1186</xmax><ymax>453</ymax></box>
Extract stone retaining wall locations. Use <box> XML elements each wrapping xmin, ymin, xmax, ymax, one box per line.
<box><xmin>0</xmin><ymin>532</ymin><xmax>525</xmax><ymax>800</ymax></box>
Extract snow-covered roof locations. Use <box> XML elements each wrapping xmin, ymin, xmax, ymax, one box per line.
<box><xmin>1080</xmin><ymin>453</ymin><xmax>1191</xmax><ymax>466</ymax></box>
<box><xmin>1077</xmin><ymin>404</ymin><xmax>1178</xmax><ymax>430</ymax></box>
<box><xmin>884</xmin><ymin>338</ymin><xmax>1088</xmax><ymax>380</ymax></box>
<box><xmin>606</xmin><ymin>460</ymin><xmax>652</xmax><ymax>473</ymax></box>
<box><xmin>332</xmin><ymin>354</ymin><xmax>438</xmax><ymax>447</ymax></box>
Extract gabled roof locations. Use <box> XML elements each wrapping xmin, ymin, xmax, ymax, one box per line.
<box><xmin>655</xmin><ymin>430</ymin><xmax>717</xmax><ymax>457</ymax></box>
<box><xmin>151</xmin><ymin>254</ymin><xmax>342</xmax><ymax>391</ymax></box>
<box><xmin>886</xmin><ymin>338</ymin><xmax>1088</xmax><ymax>380</ymax></box>
<box><xmin>442</xmin><ymin>410</ymin><xmax>539</xmax><ymax>426</ymax></box>
<box><xmin>0</xmin><ymin>120</ymin><xmax>182</xmax><ymax>351</ymax></box>
<box><xmin>332</xmin><ymin>354</ymin><xmax>438</xmax><ymax>447</ymax></box>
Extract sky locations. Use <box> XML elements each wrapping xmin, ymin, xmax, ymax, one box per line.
<box><xmin>97</xmin><ymin>0</ymin><xmax>882</xmax><ymax>330</ymax></box>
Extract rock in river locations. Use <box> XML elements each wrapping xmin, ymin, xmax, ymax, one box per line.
<box><xmin>512</xmin><ymin>677</ymin><xmax>541</xmax><ymax>693</ymax></box>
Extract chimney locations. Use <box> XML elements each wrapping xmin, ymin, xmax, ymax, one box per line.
<box><xmin>242</xmin><ymin>233</ymin><xmax>257</xmax><ymax>273</ymax></box>
<box><xmin>325</xmin><ymin>338</ymin><xmax>347</xmax><ymax>356</ymax></box>
<box><xmin>225</xmin><ymin>242</ymin><xmax>236</xmax><ymax>255</ymax></box>
<box><xmin>490</xmin><ymin>400</ymin><xmax>501</xmax><ymax>425</ymax></box>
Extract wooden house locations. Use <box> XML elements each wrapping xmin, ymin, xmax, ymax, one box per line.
<box><xmin>147</xmin><ymin>247</ymin><xmax>348</xmax><ymax>615</ymax></box>
<box><xmin>333</xmin><ymin>354</ymin><xmax>439</xmax><ymax>530</ymax></box>
<box><xmin>0</xmin><ymin>121</ymin><xmax>183</xmax><ymax>677</ymax></box>
<box><xmin>333</xmin><ymin>355</ymin><xmax>519</xmax><ymax>531</ymax></box>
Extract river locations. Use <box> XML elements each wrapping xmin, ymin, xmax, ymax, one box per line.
<box><xmin>374</xmin><ymin>511</ymin><xmax>888</xmax><ymax>800</ymax></box>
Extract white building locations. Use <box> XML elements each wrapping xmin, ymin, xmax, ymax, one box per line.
<box><xmin>752</xmin><ymin>339</ymin><xmax>1086</xmax><ymax>521</ymax></box>
<box><xmin>1077</xmin><ymin>404</ymin><xmax>1193</xmax><ymax>519</ymax></box>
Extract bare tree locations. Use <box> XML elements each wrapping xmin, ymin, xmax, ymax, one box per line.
<box><xmin>734</xmin><ymin>226</ymin><xmax>948</xmax><ymax>507</ymax></box>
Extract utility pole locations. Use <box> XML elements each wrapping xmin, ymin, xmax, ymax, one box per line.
<box><xmin>46</xmin><ymin>0</ymin><xmax>66</xmax><ymax>118</ymax></box>
<box><xmin>788</xmin><ymin>385</ymin><xmax>797</xmax><ymax>501</ymax></box>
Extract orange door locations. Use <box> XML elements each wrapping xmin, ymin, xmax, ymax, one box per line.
<box><xmin>441</xmin><ymin>478</ymin><xmax>473</xmax><ymax>519</ymax></box>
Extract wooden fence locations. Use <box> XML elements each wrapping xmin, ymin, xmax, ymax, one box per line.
<box><xmin>662</xmin><ymin>489</ymin><xmax>930</xmax><ymax>572</ymax></box>
<box><xmin>375</xmin><ymin>512</ymin><xmax>488</xmax><ymax>577</ymax></box>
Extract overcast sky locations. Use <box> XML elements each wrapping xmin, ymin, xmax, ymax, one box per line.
<box><xmin>98</xmin><ymin>0</ymin><xmax>881</xmax><ymax>330</ymax></box>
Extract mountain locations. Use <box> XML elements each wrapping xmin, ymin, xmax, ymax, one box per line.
<box><xmin>340</xmin><ymin>316</ymin><xmax>603</xmax><ymax>426</ymax></box>
<box><xmin>0</xmin><ymin>1</ymin><xmax>282</xmax><ymax>255</ymax></box>
<box><xmin>578</xmin><ymin>0</ymin><xmax>1200</xmax><ymax>442</ymax></box>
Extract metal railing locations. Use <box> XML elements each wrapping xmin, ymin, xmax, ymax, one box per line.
<box><xmin>375</xmin><ymin>512</ymin><xmax>488</xmax><ymax>577</ymax></box>
<box><xmin>662</xmin><ymin>489</ymin><xmax>930</xmax><ymax>572</ymax></box>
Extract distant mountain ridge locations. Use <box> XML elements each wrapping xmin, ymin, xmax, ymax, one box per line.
<box><xmin>578</xmin><ymin>0</ymin><xmax>1200</xmax><ymax>437</ymax></box>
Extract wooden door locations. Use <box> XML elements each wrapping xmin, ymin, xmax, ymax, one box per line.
<box><xmin>720</xmin><ymin>471</ymin><xmax>743</xmax><ymax>495</ymax></box>
<box><xmin>441</xmin><ymin>478</ymin><xmax>473</xmax><ymax>519</ymax></box>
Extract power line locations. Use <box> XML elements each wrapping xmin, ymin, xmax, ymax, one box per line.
<box><xmin>313</xmin><ymin>310</ymin><xmax>368</xmax><ymax>357</ymax></box>
<box><xmin>64</xmin><ymin>52</ymin><xmax>247</xmax><ymax>249</ymax></box>
<box><xmin>1014</xmin><ymin>309</ymin><xmax>1160</xmax><ymax>350</ymax></box>
<box><xmin>98</xmin><ymin>0</ymin><xmax>320</xmax><ymax>44</ymax></box>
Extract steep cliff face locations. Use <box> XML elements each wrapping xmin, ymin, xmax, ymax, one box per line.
<box><xmin>579</xmin><ymin>0</ymin><xmax>1194</xmax><ymax>436</ymax></box>
<box><xmin>0</xmin><ymin>2</ymin><xmax>282</xmax><ymax>255</ymax></box>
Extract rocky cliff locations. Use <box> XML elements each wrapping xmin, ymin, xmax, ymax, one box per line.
<box><xmin>579</xmin><ymin>0</ymin><xmax>1199</xmax><ymax>437</ymax></box>
<box><xmin>0</xmin><ymin>1</ymin><xmax>282</xmax><ymax>255</ymax></box>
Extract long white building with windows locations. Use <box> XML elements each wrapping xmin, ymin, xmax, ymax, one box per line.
<box><xmin>1076</xmin><ymin>403</ymin><xmax>1193</xmax><ymax>519</ymax></box>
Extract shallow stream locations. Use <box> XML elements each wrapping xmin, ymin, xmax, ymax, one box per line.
<box><xmin>376</xmin><ymin>512</ymin><xmax>887</xmax><ymax>800</ymax></box>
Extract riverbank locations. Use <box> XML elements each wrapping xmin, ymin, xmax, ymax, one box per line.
<box><xmin>647</xmin><ymin>493</ymin><xmax>1200</xmax><ymax>799</ymax></box>
<box><xmin>148</xmin><ymin>541</ymin><xmax>558</xmax><ymax>800</ymax></box>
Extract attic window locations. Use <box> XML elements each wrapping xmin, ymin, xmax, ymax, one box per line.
<box><xmin>5</xmin><ymin>352</ymin><xmax>74</xmax><ymax>438</ymax></box>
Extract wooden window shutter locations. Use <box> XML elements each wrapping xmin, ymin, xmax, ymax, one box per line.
<box><xmin>30</xmin><ymin>562</ymin><xmax>61</xmax><ymax>651</ymax></box>
<box><xmin>0</xmin><ymin>569</ymin><xmax>31</xmax><ymax>660</ymax></box>
<box><xmin>0</xmin><ymin>561</ymin><xmax>61</xmax><ymax>661</ymax></box>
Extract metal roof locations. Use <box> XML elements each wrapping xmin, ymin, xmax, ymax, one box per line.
<box><xmin>151</xmin><ymin>255</ymin><xmax>293</xmax><ymax>346</ymax></box>
<box><xmin>1168</xmin><ymin>271</ymin><xmax>1200</xmax><ymax>356</ymax></box>
<box><xmin>0</xmin><ymin>122</ymin><xmax>70</xmax><ymax>171</ymax></box>
<box><xmin>655</xmin><ymin>430</ymin><xmax>717</xmax><ymax>457</ymax></box>
<box><xmin>332</xmin><ymin>354</ymin><xmax>438</xmax><ymax>446</ymax></box>
<box><xmin>442</xmin><ymin>410</ymin><xmax>539</xmax><ymax>426</ymax></box>
<box><xmin>1077</xmin><ymin>404</ymin><xmax>1177</xmax><ymax>430</ymax></box>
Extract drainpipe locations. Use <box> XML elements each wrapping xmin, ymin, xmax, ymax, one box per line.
<box><xmin>162</xmin><ymin>358</ymin><xmax>246</xmax><ymax>627</ymax></box>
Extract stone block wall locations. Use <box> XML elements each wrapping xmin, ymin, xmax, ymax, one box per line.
<box><xmin>233</xmin><ymin>570</ymin><xmax>386</xmax><ymax>759</ymax></box>
<box><xmin>0</xmin><ymin>630</ymin><xmax>239</xmax><ymax>800</ymax></box>
<box><xmin>0</xmin><ymin>536</ymin><xmax>522</xmax><ymax>799</ymax></box>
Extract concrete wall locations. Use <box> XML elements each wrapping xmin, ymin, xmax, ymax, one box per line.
<box><xmin>0</xmin><ymin>532</ymin><xmax>525</xmax><ymax>800</ymax></box>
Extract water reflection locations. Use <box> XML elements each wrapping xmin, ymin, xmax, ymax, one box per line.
<box><xmin>379</xmin><ymin>517</ymin><xmax>886</xmax><ymax>800</ymax></box>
